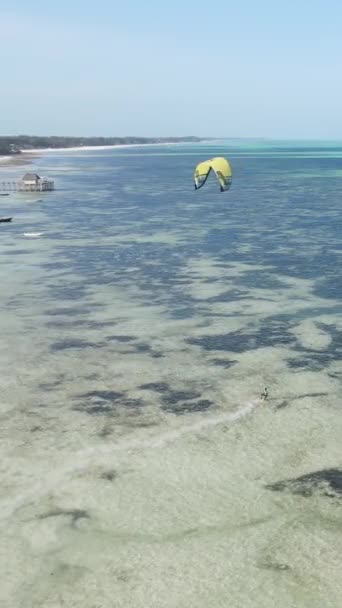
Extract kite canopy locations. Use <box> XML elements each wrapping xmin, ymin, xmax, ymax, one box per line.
<box><xmin>194</xmin><ymin>157</ymin><xmax>232</xmax><ymax>192</ymax></box>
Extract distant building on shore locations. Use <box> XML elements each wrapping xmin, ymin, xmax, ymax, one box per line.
<box><xmin>0</xmin><ymin>172</ymin><xmax>55</xmax><ymax>192</ymax></box>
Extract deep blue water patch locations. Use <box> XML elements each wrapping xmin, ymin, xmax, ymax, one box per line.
<box><xmin>211</xmin><ymin>358</ymin><xmax>237</xmax><ymax>368</ymax></box>
<box><xmin>51</xmin><ymin>338</ymin><xmax>105</xmax><ymax>351</ymax></box>
<box><xmin>139</xmin><ymin>382</ymin><xmax>170</xmax><ymax>392</ymax></box>
<box><xmin>73</xmin><ymin>389</ymin><xmax>145</xmax><ymax>416</ymax></box>
<box><xmin>2</xmin><ymin>249</ymin><xmax>32</xmax><ymax>255</ymax></box>
<box><xmin>266</xmin><ymin>469</ymin><xmax>342</xmax><ymax>498</ymax></box>
<box><xmin>161</xmin><ymin>399</ymin><xmax>213</xmax><ymax>415</ymax></box>
<box><xmin>43</xmin><ymin>145</ymin><xmax>342</xmax><ymax>314</ymax></box>
<box><xmin>187</xmin><ymin>324</ymin><xmax>295</xmax><ymax>353</ymax></box>
<box><xmin>138</xmin><ymin>382</ymin><xmax>213</xmax><ymax>415</ymax></box>
<box><xmin>8</xmin><ymin>144</ymin><xmax>340</xmax><ymax>397</ymax></box>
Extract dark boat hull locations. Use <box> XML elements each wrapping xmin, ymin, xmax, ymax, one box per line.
<box><xmin>0</xmin><ymin>217</ymin><xmax>13</xmax><ymax>223</ymax></box>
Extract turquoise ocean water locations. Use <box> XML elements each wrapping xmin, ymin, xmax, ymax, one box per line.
<box><xmin>0</xmin><ymin>141</ymin><xmax>341</xmax><ymax>607</ymax></box>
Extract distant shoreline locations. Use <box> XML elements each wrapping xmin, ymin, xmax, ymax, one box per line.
<box><xmin>0</xmin><ymin>140</ymin><xmax>204</xmax><ymax>168</ymax></box>
<box><xmin>19</xmin><ymin>141</ymin><xmax>196</xmax><ymax>153</ymax></box>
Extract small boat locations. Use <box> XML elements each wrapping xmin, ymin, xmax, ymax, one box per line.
<box><xmin>24</xmin><ymin>232</ymin><xmax>43</xmax><ymax>237</ymax></box>
<box><xmin>0</xmin><ymin>193</ymin><xmax>10</xmax><ymax>197</ymax></box>
<box><xmin>0</xmin><ymin>217</ymin><xmax>12</xmax><ymax>223</ymax></box>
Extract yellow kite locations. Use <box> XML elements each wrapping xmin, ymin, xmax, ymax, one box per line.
<box><xmin>194</xmin><ymin>157</ymin><xmax>232</xmax><ymax>192</ymax></box>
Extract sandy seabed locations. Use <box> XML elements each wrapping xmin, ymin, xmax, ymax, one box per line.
<box><xmin>0</xmin><ymin>143</ymin><xmax>341</xmax><ymax>608</ymax></box>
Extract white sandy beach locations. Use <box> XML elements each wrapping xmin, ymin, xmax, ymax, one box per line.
<box><xmin>0</xmin><ymin>152</ymin><xmax>40</xmax><ymax>167</ymax></box>
<box><xmin>19</xmin><ymin>141</ymin><xmax>195</xmax><ymax>154</ymax></box>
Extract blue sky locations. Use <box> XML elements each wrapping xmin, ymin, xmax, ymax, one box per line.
<box><xmin>1</xmin><ymin>0</ymin><xmax>342</xmax><ymax>137</ymax></box>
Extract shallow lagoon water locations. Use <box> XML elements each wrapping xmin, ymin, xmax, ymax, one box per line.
<box><xmin>0</xmin><ymin>142</ymin><xmax>341</xmax><ymax>607</ymax></box>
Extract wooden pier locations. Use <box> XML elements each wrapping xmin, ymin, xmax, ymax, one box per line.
<box><xmin>0</xmin><ymin>173</ymin><xmax>54</xmax><ymax>192</ymax></box>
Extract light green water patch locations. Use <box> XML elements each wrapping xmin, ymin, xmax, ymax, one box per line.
<box><xmin>290</xmin><ymin>320</ymin><xmax>333</xmax><ymax>350</ymax></box>
<box><xmin>289</xmin><ymin>169</ymin><xmax>342</xmax><ymax>179</ymax></box>
<box><xmin>2</xmin><ymin>396</ymin><xmax>342</xmax><ymax>607</ymax></box>
<box><xmin>109</xmin><ymin>231</ymin><xmax>186</xmax><ymax>245</ymax></box>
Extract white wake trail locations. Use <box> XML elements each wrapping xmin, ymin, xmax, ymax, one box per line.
<box><xmin>147</xmin><ymin>399</ymin><xmax>260</xmax><ymax>448</ymax></box>
<box><xmin>0</xmin><ymin>399</ymin><xmax>261</xmax><ymax>522</ymax></box>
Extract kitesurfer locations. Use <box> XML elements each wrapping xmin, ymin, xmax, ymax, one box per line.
<box><xmin>261</xmin><ymin>387</ymin><xmax>268</xmax><ymax>401</ymax></box>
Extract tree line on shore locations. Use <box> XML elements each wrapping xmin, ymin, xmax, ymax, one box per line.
<box><xmin>0</xmin><ymin>135</ymin><xmax>202</xmax><ymax>156</ymax></box>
